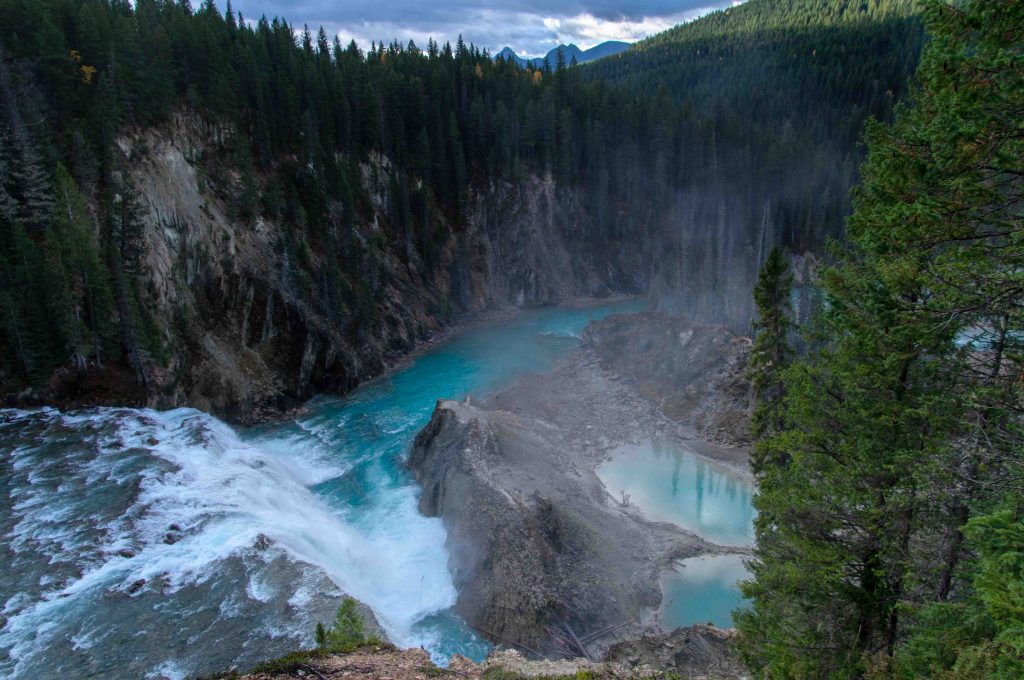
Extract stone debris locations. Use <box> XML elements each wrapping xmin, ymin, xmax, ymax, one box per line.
<box><xmin>241</xmin><ymin>638</ymin><xmax>745</xmax><ymax>679</ymax></box>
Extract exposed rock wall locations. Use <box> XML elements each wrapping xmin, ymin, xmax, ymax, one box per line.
<box><xmin>582</xmin><ymin>312</ymin><xmax>754</xmax><ymax>446</ymax></box>
<box><xmin>104</xmin><ymin>112</ymin><xmax>637</xmax><ymax>422</ymax></box>
<box><xmin>408</xmin><ymin>399</ymin><xmax>711</xmax><ymax>657</ymax></box>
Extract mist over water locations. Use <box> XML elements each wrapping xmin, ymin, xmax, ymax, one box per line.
<box><xmin>0</xmin><ymin>301</ymin><xmax>640</xmax><ymax>680</ymax></box>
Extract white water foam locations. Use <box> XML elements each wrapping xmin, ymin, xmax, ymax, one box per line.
<box><xmin>0</xmin><ymin>406</ymin><xmax>458</xmax><ymax>676</ymax></box>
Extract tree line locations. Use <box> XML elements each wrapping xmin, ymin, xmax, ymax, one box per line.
<box><xmin>742</xmin><ymin>1</ymin><xmax>1023</xmax><ymax>676</ymax></box>
<box><xmin>0</xmin><ymin>0</ymin><xmax>679</xmax><ymax>388</ymax></box>
<box><xmin>587</xmin><ymin>0</ymin><xmax>924</xmax><ymax>330</ymax></box>
<box><xmin>0</xmin><ymin>0</ymin><xmax>925</xmax><ymax>394</ymax></box>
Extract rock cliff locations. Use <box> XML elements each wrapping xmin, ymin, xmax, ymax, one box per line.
<box><xmin>43</xmin><ymin>112</ymin><xmax>640</xmax><ymax>422</ymax></box>
<box><xmin>408</xmin><ymin>399</ymin><xmax>711</xmax><ymax>657</ymax></box>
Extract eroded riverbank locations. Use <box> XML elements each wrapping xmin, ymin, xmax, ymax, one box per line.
<box><xmin>408</xmin><ymin>312</ymin><xmax>756</xmax><ymax>662</ymax></box>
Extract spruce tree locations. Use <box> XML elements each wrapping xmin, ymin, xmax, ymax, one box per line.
<box><xmin>45</xmin><ymin>165</ymin><xmax>116</xmax><ymax>370</ymax></box>
<box><xmin>737</xmin><ymin>0</ymin><xmax>1023</xmax><ymax>676</ymax></box>
<box><xmin>748</xmin><ymin>246</ymin><xmax>793</xmax><ymax>465</ymax></box>
<box><xmin>0</xmin><ymin>51</ymin><xmax>53</xmax><ymax>232</ymax></box>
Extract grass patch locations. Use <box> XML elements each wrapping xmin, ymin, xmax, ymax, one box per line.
<box><xmin>247</xmin><ymin>597</ymin><xmax>393</xmax><ymax>675</ymax></box>
<box><xmin>250</xmin><ymin>649</ymin><xmax>326</xmax><ymax>674</ymax></box>
<box><xmin>314</xmin><ymin>597</ymin><xmax>384</xmax><ymax>653</ymax></box>
<box><xmin>483</xmin><ymin>670</ymin><xmax>596</xmax><ymax>680</ymax></box>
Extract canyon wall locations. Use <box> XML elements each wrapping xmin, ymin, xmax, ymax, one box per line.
<box><xmin>61</xmin><ymin>112</ymin><xmax>641</xmax><ymax>422</ymax></box>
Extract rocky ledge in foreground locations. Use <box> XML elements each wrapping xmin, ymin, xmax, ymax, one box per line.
<box><xmin>239</xmin><ymin>627</ymin><xmax>745</xmax><ymax>680</ymax></box>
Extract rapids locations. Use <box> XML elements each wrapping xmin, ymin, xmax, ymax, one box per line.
<box><xmin>0</xmin><ymin>301</ymin><xmax>754</xmax><ymax>678</ymax></box>
<box><xmin>0</xmin><ymin>303</ymin><xmax>637</xmax><ymax>679</ymax></box>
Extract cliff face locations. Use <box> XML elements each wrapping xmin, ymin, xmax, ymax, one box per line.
<box><xmin>77</xmin><ymin>112</ymin><xmax>637</xmax><ymax>422</ymax></box>
<box><xmin>408</xmin><ymin>396</ymin><xmax>711</xmax><ymax>657</ymax></box>
<box><xmin>582</xmin><ymin>313</ymin><xmax>754</xmax><ymax>446</ymax></box>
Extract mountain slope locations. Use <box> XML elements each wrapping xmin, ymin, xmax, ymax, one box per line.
<box><xmin>585</xmin><ymin>0</ymin><xmax>924</xmax><ymax>326</ymax></box>
<box><xmin>0</xmin><ymin>2</ymin><xmax>660</xmax><ymax>418</ymax></box>
<box><xmin>589</xmin><ymin>0</ymin><xmax>921</xmax><ymax>149</ymax></box>
<box><xmin>0</xmin><ymin>0</ymin><xmax>924</xmax><ymax>417</ymax></box>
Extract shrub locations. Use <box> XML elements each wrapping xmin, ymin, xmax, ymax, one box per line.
<box><xmin>317</xmin><ymin>597</ymin><xmax>382</xmax><ymax>654</ymax></box>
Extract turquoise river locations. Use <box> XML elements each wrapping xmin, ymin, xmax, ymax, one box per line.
<box><xmin>0</xmin><ymin>302</ymin><xmax>754</xmax><ymax>679</ymax></box>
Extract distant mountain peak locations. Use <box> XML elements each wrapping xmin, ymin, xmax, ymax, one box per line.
<box><xmin>494</xmin><ymin>41</ymin><xmax>629</xmax><ymax>68</ymax></box>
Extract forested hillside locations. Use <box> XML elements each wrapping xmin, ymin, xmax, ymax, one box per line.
<box><xmin>0</xmin><ymin>0</ymin><xmax>679</xmax><ymax>415</ymax></box>
<box><xmin>0</xmin><ymin>0</ymin><xmax>923</xmax><ymax>418</ymax></box>
<box><xmin>740</xmin><ymin>0</ymin><xmax>1024</xmax><ymax>677</ymax></box>
<box><xmin>588</xmin><ymin>0</ymin><xmax>924</xmax><ymax>327</ymax></box>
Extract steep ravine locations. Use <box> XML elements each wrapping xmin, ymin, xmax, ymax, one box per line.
<box><xmin>31</xmin><ymin>112</ymin><xmax>642</xmax><ymax>423</ymax></box>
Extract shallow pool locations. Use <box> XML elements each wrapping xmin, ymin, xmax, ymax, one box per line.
<box><xmin>658</xmin><ymin>554</ymin><xmax>750</xmax><ymax>629</ymax></box>
<box><xmin>596</xmin><ymin>439</ymin><xmax>755</xmax><ymax>628</ymax></box>
<box><xmin>596</xmin><ymin>439</ymin><xmax>755</xmax><ymax>546</ymax></box>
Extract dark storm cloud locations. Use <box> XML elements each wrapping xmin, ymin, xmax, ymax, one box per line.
<box><xmin>225</xmin><ymin>0</ymin><xmax>737</xmax><ymax>56</ymax></box>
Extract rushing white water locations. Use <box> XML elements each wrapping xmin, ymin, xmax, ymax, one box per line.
<box><xmin>0</xmin><ymin>301</ymin><xmax>641</xmax><ymax>679</ymax></box>
<box><xmin>0</xmin><ymin>407</ymin><xmax>409</xmax><ymax>679</ymax></box>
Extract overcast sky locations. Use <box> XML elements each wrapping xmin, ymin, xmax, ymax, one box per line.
<box><xmin>226</xmin><ymin>0</ymin><xmax>739</xmax><ymax>57</ymax></box>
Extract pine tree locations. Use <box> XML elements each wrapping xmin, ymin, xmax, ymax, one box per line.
<box><xmin>45</xmin><ymin>165</ymin><xmax>116</xmax><ymax>370</ymax></box>
<box><xmin>0</xmin><ymin>50</ymin><xmax>53</xmax><ymax>232</ymax></box>
<box><xmin>737</xmin><ymin>1</ymin><xmax>1023</xmax><ymax>676</ymax></box>
<box><xmin>748</xmin><ymin>246</ymin><xmax>793</xmax><ymax>464</ymax></box>
<box><xmin>106</xmin><ymin>174</ymin><xmax>156</xmax><ymax>388</ymax></box>
<box><xmin>0</xmin><ymin>130</ymin><xmax>17</xmax><ymax>222</ymax></box>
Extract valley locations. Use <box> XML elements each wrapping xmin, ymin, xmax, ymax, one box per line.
<box><xmin>0</xmin><ymin>302</ymin><xmax>756</xmax><ymax>679</ymax></box>
<box><xmin>0</xmin><ymin>0</ymin><xmax>1020</xmax><ymax>678</ymax></box>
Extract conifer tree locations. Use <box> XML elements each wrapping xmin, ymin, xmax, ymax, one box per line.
<box><xmin>0</xmin><ymin>51</ymin><xmax>53</xmax><ymax>232</ymax></box>
<box><xmin>45</xmin><ymin>165</ymin><xmax>116</xmax><ymax>369</ymax></box>
<box><xmin>106</xmin><ymin>174</ymin><xmax>155</xmax><ymax>387</ymax></box>
<box><xmin>748</xmin><ymin>246</ymin><xmax>792</xmax><ymax>463</ymax></box>
<box><xmin>737</xmin><ymin>1</ymin><xmax>1023</xmax><ymax>676</ymax></box>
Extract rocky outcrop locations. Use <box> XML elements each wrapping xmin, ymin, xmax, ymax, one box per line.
<box><xmin>405</xmin><ymin>311</ymin><xmax>754</xmax><ymax>658</ymax></box>
<box><xmin>604</xmin><ymin>624</ymin><xmax>746</xmax><ymax>679</ymax></box>
<box><xmin>583</xmin><ymin>312</ymin><xmax>754</xmax><ymax>446</ymax></box>
<box><xmin>408</xmin><ymin>399</ymin><xmax>712</xmax><ymax>657</ymax></box>
<box><xmin>43</xmin><ymin>112</ymin><xmax>641</xmax><ymax>422</ymax></box>
<box><xmin>239</xmin><ymin>628</ymin><xmax>743</xmax><ymax>680</ymax></box>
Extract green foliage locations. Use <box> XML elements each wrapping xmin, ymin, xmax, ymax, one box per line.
<box><xmin>748</xmin><ymin>246</ymin><xmax>793</xmax><ymax>469</ymax></box>
<box><xmin>0</xmin><ymin>0</ymin><xmax>924</xmax><ymax>389</ymax></box>
<box><xmin>44</xmin><ymin>165</ymin><xmax>117</xmax><ymax>370</ymax></box>
<box><xmin>589</xmin><ymin>0</ymin><xmax>924</xmax><ymax>327</ymax></box>
<box><xmin>316</xmin><ymin>597</ymin><xmax>381</xmax><ymax>654</ymax></box>
<box><xmin>737</xmin><ymin>0</ymin><xmax>1024</xmax><ymax>676</ymax></box>
<box><xmin>890</xmin><ymin>511</ymin><xmax>1024</xmax><ymax>680</ymax></box>
<box><xmin>250</xmin><ymin>649</ymin><xmax>325</xmax><ymax>675</ymax></box>
<box><xmin>0</xmin><ymin>0</ymin><xmax>685</xmax><ymax>385</ymax></box>
<box><xmin>249</xmin><ymin>598</ymin><xmax>383</xmax><ymax>675</ymax></box>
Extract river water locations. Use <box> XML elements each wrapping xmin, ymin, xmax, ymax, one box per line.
<box><xmin>0</xmin><ymin>301</ymin><xmax>753</xmax><ymax>679</ymax></box>
<box><xmin>596</xmin><ymin>440</ymin><xmax>755</xmax><ymax>628</ymax></box>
